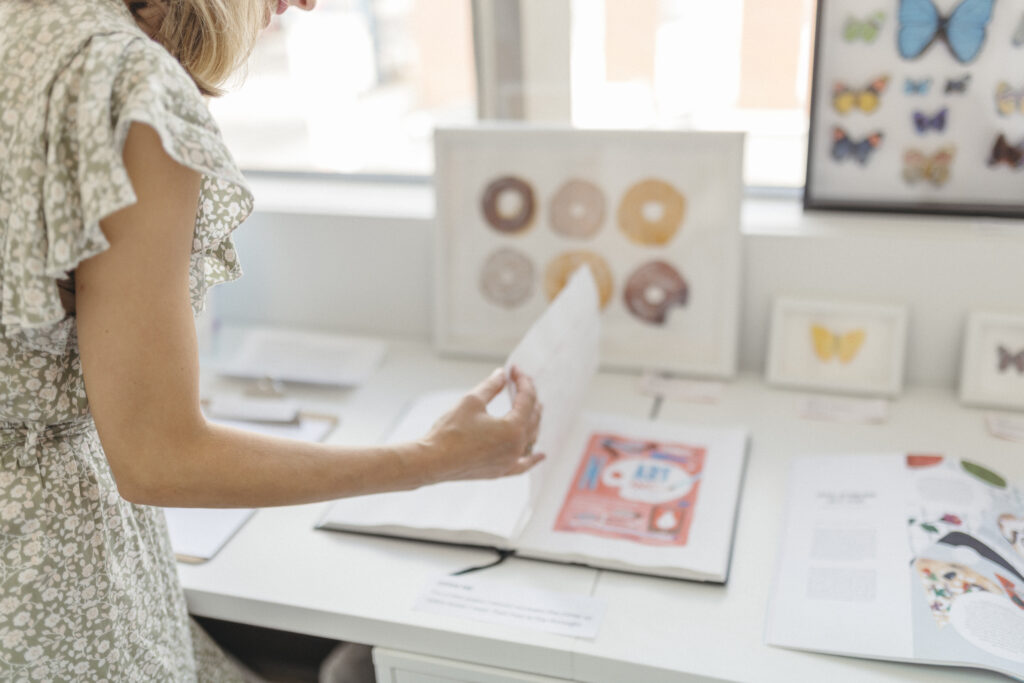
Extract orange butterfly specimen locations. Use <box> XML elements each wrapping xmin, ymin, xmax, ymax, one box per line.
<box><xmin>903</xmin><ymin>147</ymin><xmax>955</xmax><ymax>186</ymax></box>
<box><xmin>811</xmin><ymin>325</ymin><xmax>866</xmax><ymax>363</ymax></box>
<box><xmin>832</xmin><ymin>76</ymin><xmax>890</xmax><ymax>114</ymax></box>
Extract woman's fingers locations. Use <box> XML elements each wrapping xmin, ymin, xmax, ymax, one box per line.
<box><xmin>467</xmin><ymin>367</ymin><xmax>507</xmax><ymax>406</ymax></box>
<box><xmin>508</xmin><ymin>451</ymin><xmax>546</xmax><ymax>475</ymax></box>
<box><xmin>506</xmin><ymin>367</ymin><xmax>537</xmax><ymax>426</ymax></box>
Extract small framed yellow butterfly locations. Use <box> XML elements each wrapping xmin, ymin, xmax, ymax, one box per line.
<box><xmin>811</xmin><ymin>325</ymin><xmax>866</xmax><ymax>363</ymax></box>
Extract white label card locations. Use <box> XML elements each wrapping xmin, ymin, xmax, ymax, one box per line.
<box><xmin>799</xmin><ymin>394</ymin><xmax>890</xmax><ymax>424</ymax></box>
<box><xmin>414</xmin><ymin>574</ymin><xmax>606</xmax><ymax>639</ymax></box>
<box><xmin>985</xmin><ymin>413</ymin><xmax>1024</xmax><ymax>443</ymax></box>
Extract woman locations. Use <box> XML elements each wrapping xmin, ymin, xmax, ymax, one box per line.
<box><xmin>0</xmin><ymin>0</ymin><xmax>543</xmax><ymax>679</ymax></box>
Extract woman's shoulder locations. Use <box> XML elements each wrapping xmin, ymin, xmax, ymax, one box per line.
<box><xmin>1</xmin><ymin>0</ymin><xmax>196</xmax><ymax>102</ymax></box>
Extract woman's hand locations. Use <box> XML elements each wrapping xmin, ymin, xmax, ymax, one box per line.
<box><xmin>415</xmin><ymin>366</ymin><xmax>544</xmax><ymax>484</ymax></box>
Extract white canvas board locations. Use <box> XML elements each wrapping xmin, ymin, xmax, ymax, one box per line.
<box><xmin>434</xmin><ymin>126</ymin><xmax>744</xmax><ymax>377</ymax></box>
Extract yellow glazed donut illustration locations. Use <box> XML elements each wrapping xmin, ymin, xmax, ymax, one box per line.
<box><xmin>544</xmin><ymin>251</ymin><xmax>614</xmax><ymax>309</ymax></box>
<box><xmin>617</xmin><ymin>178</ymin><xmax>686</xmax><ymax>246</ymax></box>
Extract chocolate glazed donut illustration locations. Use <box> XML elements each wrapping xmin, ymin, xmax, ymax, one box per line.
<box><xmin>549</xmin><ymin>178</ymin><xmax>605</xmax><ymax>239</ymax></box>
<box><xmin>479</xmin><ymin>247</ymin><xmax>535</xmax><ymax>308</ymax></box>
<box><xmin>480</xmin><ymin>175</ymin><xmax>536</xmax><ymax>234</ymax></box>
<box><xmin>544</xmin><ymin>251</ymin><xmax>614</xmax><ymax>309</ymax></box>
<box><xmin>623</xmin><ymin>261</ymin><xmax>689</xmax><ymax>325</ymax></box>
<box><xmin>617</xmin><ymin>179</ymin><xmax>686</xmax><ymax>246</ymax></box>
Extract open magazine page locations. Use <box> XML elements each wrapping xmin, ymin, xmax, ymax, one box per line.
<box><xmin>318</xmin><ymin>390</ymin><xmax>531</xmax><ymax>546</ymax></box>
<box><xmin>517</xmin><ymin>413</ymin><xmax>748</xmax><ymax>582</ymax></box>
<box><xmin>767</xmin><ymin>454</ymin><xmax>1024</xmax><ymax>680</ymax></box>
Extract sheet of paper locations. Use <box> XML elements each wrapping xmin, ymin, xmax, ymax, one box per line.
<box><xmin>986</xmin><ymin>414</ymin><xmax>1024</xmax><ymax>443</ymax></box>
<box><xmin>205</xmin><ymin>395</ymin><xmax>300</xmax><ymax>423</ymax></box>
<box><xmin>217</xmin><ymin>327</ymin><xmax>386</xmax><ymax>387</ymax></box>
<box><xmin>505</xmin><ymin>266</ymin><xmax>601</xmax><ymax>500</ymax></box>
<box><xmin>163</xmin><ymin>508</ymin><xmax>255</xmax><ymax>563</ymax></box>
<box><xmin>165</xmin><ymin>414</ymin><xmax>337</xmax><ymax>562</ymax></box>
<box><xmin>638</xmin><ymin>372</ymin><xmax>724</xmax><ymax>404</ymax></box>
<box><xmin>414</xmin><ymin>574</ymin><xmax>606</xmax><ymax>639</ymax></box>
<box><xmin>320</xmin><ymin>390</ymin><xmax>531</xmax><ymax>542</ymax></box>
<box><xmin>798</xmin><ymin>394</ymin><xmax>890</xmax><ymax>424</ymax></box>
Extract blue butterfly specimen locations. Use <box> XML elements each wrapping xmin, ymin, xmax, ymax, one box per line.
<box><xmin>831</xmin><ymin>127</ymin><xmax>884</xmax><ymax>164</ymax></box>
<box><xmin>905</xmin><ymin>77</ymin><xmax>933</xmax><ymax>94</ymax></box>
<box><xmin>898</xmin><ymin>0</ymin><xmax>994</xmax><ymax>64</ymax></box>
<box><xmin>945</xmin><ymin>73</ymin><xmax>971</xmax><ymax>93</ymax></box>
<box><xmin>913</xmin><ymin>107</ymin><xmax>948</xmax><ymax>133</ymax></box>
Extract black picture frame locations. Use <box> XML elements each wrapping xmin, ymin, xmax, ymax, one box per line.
<box><xmin>804</xmin><ymin>0</ymin><xmax>1024</xmax><ymax>219</ymax></box>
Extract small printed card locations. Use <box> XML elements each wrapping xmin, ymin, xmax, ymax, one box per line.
<box><xmin>414</xmin><ymin>574</ymin><xmax>606</xmax><ymax>639</ymax></box>
<box><xmin>985</xmin><ymin>413</ymin><xmax>1024</xmax><ymax>443</ymax></box>
<box><xmin>638</xmin><ymin>372</ymin><xmax>724</xmax><ymax>404</ymax></box>
<box><xmin>799</xmin><ymin>394</ymin><xmax>890</xmax><ymax>424</ymax></box>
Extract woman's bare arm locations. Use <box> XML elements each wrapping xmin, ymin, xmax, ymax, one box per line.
<box><xmin>76</xmin><ymin>123</ymin><xmax>542</xmax><ymax>507</ymax></box>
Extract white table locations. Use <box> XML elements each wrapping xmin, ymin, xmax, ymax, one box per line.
<box><xmin>184</xmin><ymin>340</ymin><xmax>1020</xmax><ymax>682</ymax></box>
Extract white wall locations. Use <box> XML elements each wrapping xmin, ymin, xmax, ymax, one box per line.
<box><xmin>215</xmin><ymin>200</ymin><xmax>1024</xmax><ymax>388</ymax></box>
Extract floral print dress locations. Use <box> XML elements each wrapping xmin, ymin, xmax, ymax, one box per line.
<box><xmin>0</xmin><ymin>0</ymin><xmax>253</xmax><ymax>679</ymax></box>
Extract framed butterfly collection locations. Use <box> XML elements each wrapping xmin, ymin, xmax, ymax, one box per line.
<box><xmin>805</xmin><ymin>0</ymin><xmax>1024</xmax><ymax>218</ymax></box>
<box><xmin>433</xmin><ymin>126</ymin><xmax>744</xmax><ymax>377</ymax></box>
<box><xmin>960</xmin><ymin>311</ymin><xmax>1024</xmax><ymax>409</ymax></box>
<box><xmin>766</xmin><ymin>298</ymin><xmax>909</xmax><ymax>397</ymax></box>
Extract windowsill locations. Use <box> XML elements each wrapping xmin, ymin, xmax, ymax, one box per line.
<box><xmin>244</xmin><ymin>174</ymin><xmax>1024</xmax><ymax>240</ymax></box>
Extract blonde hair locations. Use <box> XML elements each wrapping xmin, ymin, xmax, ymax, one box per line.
<box><xmin>134</xmin><ymin>0</ymin><xmax>267</xmax><ymax>97</ymax></box>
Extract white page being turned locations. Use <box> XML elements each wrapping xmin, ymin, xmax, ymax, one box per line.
<box><xmin>505</xmin><ymin>265</ymin><xmax>601</xmax><ymax>513</ymax></box>
<box><xmin>319</xmin><ymin>390</ymin><xmax>530</xmax><ymax>546</ymax></box>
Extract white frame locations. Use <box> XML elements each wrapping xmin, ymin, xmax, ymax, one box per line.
<box><xmin>959</xmin><ymin>311</ymin><xmax>1024</xmax><ymax>410</ymax></box>
<box><xmin>433</xmin><ymin>125</ymin><xmax>744</xmax><ymax>377</ymax></box>
<box><xmin>766</xmin><ymin>298</ymin><xmax>908</xmax><ymax>397</ymax></box>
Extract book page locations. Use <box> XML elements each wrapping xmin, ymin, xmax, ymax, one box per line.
<box><xmin>504</xmin><ymin>265</ymin><xmax>601</xmax><ymax>507</ymax></box>
<box><xmin>518</xmin><ymin>413</ymin><xmax>748</xmax><ymax>581</ymax></box>
<box><xmin>319</xmin><ymin>390</ymin><xmax>531</xmax><ymax>543</ymax></box>
<box><xmin>318</xmin><ymin>266</ymin><xmax>602</xmax><ymax>546</ymax></box>
<box><xmin>767</xmin><ymin>454</ymin><xmax>1024</xmax><ymax>679</ymax></box>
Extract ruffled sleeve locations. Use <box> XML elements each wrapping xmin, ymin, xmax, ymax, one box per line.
<box><xmin>1</xmin><ymin>31</ymin><xmax>253</xmax><ymax>354</ymax></box>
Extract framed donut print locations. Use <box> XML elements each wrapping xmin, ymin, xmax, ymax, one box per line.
<box><xmin>433</xmin><ymin>126</ymin><xmax>744</xmax><ymax>377</ymax></box>
<box><xmin>959</xmin><ymin>311</ymin><xmax>1024</xmax><ymax>410</ymax></box>
<box><xmin>766</xmin><ymin>297</ymin><xmax>909</xmax><ymax>397</ymax></box>
<box><xmin>805</xmin><ymin>0</ymin><xmax>1024</xmax><ymax>218</ymax></box>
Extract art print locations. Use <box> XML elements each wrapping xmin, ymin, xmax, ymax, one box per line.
<box><xmin>553</xmin><ymin>432</ymin><xmax>706</xmax><ymax>547</ymax></box>
<box><xmin>434</xmin><ymin>127</ymin><xmax>744</xmax><ymax>376</ymax></box>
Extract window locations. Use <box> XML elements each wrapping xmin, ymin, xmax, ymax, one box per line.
<box><xmin>210</xmin><ymin>0</ymin><xmax>477</xmax><ymax>175</ymax></box>
<box><xmin>212</xmin><ymin>0</ymin><xmax>815</xmax><ymax>188</ymax></box>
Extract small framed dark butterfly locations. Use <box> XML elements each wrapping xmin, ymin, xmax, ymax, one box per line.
<box><xmin>988</xmin><ymin>134</ymin><xmax>1024</xmax><ymax>168</ymax></box>
<box><xmin>831</xmin><ymin>128</ymin><xmax>884</xmax><ymax>164</ymax></box>
<box><xmin>997</xmin><ymin>345</ymin><xmax>1024</xmax><ymax>374</ymax></box>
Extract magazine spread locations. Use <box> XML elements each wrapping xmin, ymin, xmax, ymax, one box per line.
<box><xmin>318</xmin><ymin>267</ymin><xmax>749</xmax><ymax>582</ymax></box>
<box><xmin>767</xmin><ymin>454</ymin><xmax>1024</xmax><ymax>680</ymax></box>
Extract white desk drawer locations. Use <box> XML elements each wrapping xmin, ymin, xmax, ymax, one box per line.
<box><xmin>373</xmin><ymin>648</ymin><xmax>571</xmax><ymax>683</ymax></box>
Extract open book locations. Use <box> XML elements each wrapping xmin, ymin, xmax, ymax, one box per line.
<box><xmin>767</xmin><ymin>454</ymin><xmax>1024</xmax><ymax>680</ymax></box>
<box><xmin>318</xmin><ymin>268</ymin><xmax>749</xmax><ymax>582</ymax></box>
